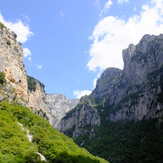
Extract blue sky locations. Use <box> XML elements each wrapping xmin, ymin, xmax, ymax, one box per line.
<box><xmin>0</xmin><ymin>0</ymin><xmax>163</xmax><ymax>98</ymax></box>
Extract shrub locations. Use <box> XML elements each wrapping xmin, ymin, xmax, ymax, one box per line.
<box><xmin>0</xmin><ymin>22</ymin><xmax>5</xmax><ymax>29</ymax></box>
<box><xmin>27</xmin><ymin>76</ymin><xmax>37</xmax><ymax>92</ymax></box>
<box><xmin>0</xmin><ymin>72</ymin><xmax>6</xmax><ymax>85</ymax></box>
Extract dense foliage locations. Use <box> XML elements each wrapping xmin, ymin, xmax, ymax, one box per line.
<box><xmin>75</xmin><ymin>119</ymin><xmax>163</xmax><ymax>163</ymax></box>
<box><xmin>0</xmin><ymin>72</ymin><xmax>6</xmax><ymax>85</ymax></box>
<box><xmin>27</xmin><ymin>76</ymin><xmax>37</xmax><ymax>92</ymax></box>
<box><xmin>0</xmin><ymin>101</ymin><xmax>108</xmax><ymax>163</ymax></box>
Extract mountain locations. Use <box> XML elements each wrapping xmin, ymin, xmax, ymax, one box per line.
<box><xmin>59</xmin><ymin>34</ymin><xmax>163</xmax><ymax>162</ymax></box>
<box><xmin>0</xmin><ymin>23</ymin><xmax>79</xmax><ymax>129</ymax></box>
<box><xmin>44</xmin><ymin>94</ymin><xmax>79</xmax><ymax>128</ymax></box>
<box><xmin>0</xmin><ymin>22</ymin><xmax>28</xmax><ymax>104</ymax></box>
<box><xmin>0</xmin><ymin>23</ymin><xmax>107</xmax><ymax>163</ymax></box>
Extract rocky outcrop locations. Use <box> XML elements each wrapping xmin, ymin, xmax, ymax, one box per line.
<box><xmin>60</xmin><ymin>34</ymin><xmax>163</xmax><ymax>137</ymax></box>
<box><xmin>60</xmin><ymin>102</ymin><xmax>100</xmax><ymax>137</ymax></box>
<box><xmin>44</xmin><ymin>94</ymin><xmax>79</xmax><ymax>128</ymax></box>
<box><xmin>27</xmin><ymin>76</ymin><xmax>51</xmax><ymax>121</ymax></box>
<box><xmin>27</xmin><ymin>77</ymin><xmax>79</xmax><ymax>128</ymax></box>
<box><xmin>0</xmin><ymin>24</ymin><xmax>28</xmax><ymax>104</ymax></box>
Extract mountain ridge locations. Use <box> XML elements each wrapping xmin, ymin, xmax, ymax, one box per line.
<box><xmin>58</xmin><ymin>34</ymin><xmax>163</xmax><ymax>162</ymax></box>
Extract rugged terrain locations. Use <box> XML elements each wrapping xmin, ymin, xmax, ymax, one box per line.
<box><xmin>60</xmin><ymin>34</ymin><xmax>163</xmax><ymax>162</ymax></box>
<box><xmin>0</xmin><ymin>101</ymin><xmax>108</xmax><ymax>163</ymax></box>
<box><xmin>0</xmin><ymin>23</ymin><xmax>78</xmax><ymax>129</ymax></box>
<box><xmin>0</xmin><ymin>21</ymin><xmax>163</xmax><ymax>163</ymax></box>
<box><xmin>0</xmin><ymin>23</ymin><xmax>107</xmax><ymax>163</ymax></box>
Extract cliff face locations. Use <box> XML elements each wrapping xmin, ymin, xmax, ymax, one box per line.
<box><xmin>0</xmin><ymin>25</ymin><xmax>28</xmax><ymax>104</ymax></box>
<box><xmin>60</xmin><ymin>34</ymin><xmax>163</xmax><ymax>137</ymax></box>
<box><xmin>0</xmin><ymin>24</ymin><xmax>78</xmax><ymax>129</ymax></box>
<box><xmin>44</xmin><ymin>94</ymin><xmax>79</xmax><ymax>128</ymax></box>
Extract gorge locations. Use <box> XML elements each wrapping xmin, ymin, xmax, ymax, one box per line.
<box><xmin>0</xmin><ymin>22</ymin><xmax>163</xmax><ymax>163</ymax></box>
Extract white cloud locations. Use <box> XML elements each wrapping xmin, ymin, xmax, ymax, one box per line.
<box><xmin>100</xmin><ymin>0</ymin><xmax>113</xmax><ymax>16</ymax></box>
<box><xmin>104</xmin><ymin>0</ymin><xmax>113</xmax><ymax>9</ymax></box>
<box><xmin>73</xmin><ymin>90</ymin><xmax>92</xmax><ymax>99</ymax></box>
<box><xmin>0</xmin><ymin>14</ymin><xmax>33</xmax><ymax>43</ymax></box>
<box><xmin>36</xmin><ymin>65</ymin><xmax>43</xmax><ymax>70</ymax></box>
<box><xmin>23</xmin><ymin>48</ymin><xmax>32</xmax><ymax>61</ymax></box>
<box><xmin>117</xmin><ymin>0</ymin><xmax>129</xmax><ymax>4</ymax></box>
<box><xmin>88</xmin><ymin>0</ymin><xmax>163</xmax><ymax>71</ymax></box>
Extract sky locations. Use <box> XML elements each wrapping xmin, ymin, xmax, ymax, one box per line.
<box><xmin>0</xmin><ymin>0</ymin><xmax>163</xmax><ymax>99</ymax></box>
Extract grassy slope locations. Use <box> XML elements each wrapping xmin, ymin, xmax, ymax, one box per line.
<box><xmin>0</xmin><ymin>101</ymin><xmax>108</xmax><ymax>163</ymax></box>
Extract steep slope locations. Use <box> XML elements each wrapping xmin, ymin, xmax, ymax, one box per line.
<box><xmin>0</xmin><ymin>101</ymin><xmax>108</xmax><ymax>163</ymax></box>
<box><xmin>27</xmin><ymin>76</ymin><xmax>79</xmax><ymax>128</ymax></box>
<box><xmin>60</xmin><ymin>34</ymin><xmax>163</xmax><ymax>135</ymax></box>
<box><xmin>44</xmin><ymin>94</ymin><xmax>79</xmax><ymax>128</ymax></box>
<box><xmin>0</xmin><ymin>23</ymin><xmax>28</xmax><ymax>104</ymax></box>
<box><xmin>0</xmin><ymin>23</ymin><xmax>79</xmax><ymax>130</ymax></box>
<box><xmin>60</xmin><ymin>34</ymin><xmax>163</xmax><ymax>162</ymax></box>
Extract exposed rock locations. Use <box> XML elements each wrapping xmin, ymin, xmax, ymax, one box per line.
<box><xmin>27</xmin><ymin>76</ymin><xmax>47</xmax><ymax>110</ymax></box>
<box><xmin>60</xmin><ymin>34</ymin><xmax>163</xmax><ymax>137</ymax></box>
<box><xmin>0</xmin><ymin>24</ymin><xmax>78</xmax><ymax>129</ymax></box>
<box><xmin>27</xmin><ymin>76</ymin><xmax>79</xmax><ymax>128</ymax></box>
<box><xmin>0</xmin><ymin>25</ymin><xmax>28</xmax><ymax>104</ymax></box>
<box><xmin>44</xmin><ymin>94</ymin><xmax>79</xmax><ymax>128</ymax></box>
<box><xmin>60</xmin><ymin>103</ymin><xmax>100</xmax><ymax>137</ymax></box>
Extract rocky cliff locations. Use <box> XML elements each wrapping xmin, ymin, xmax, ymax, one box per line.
<box><xmin>0</xmin><ymin>23</ymin><xmax>28</xmax><ymax>104</ymax></box>
<box><xmin>44</xmin><ymin>94</ymin><xmax>79</xmax><ymax>128</ymax></box>
<box><xmin>0</xmin><ymin>23</ymin><xmax>78</xmax><ymax>129</ymax></box>
<box><xmin>60</xmin><ymin>34</ymin><xmax>163</xmax><ymax>137</ymax></box>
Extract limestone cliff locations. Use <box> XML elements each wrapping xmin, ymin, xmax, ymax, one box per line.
<box><xmin>0</xmin><ymin>23</ymin><xmax>28</xmax><ymax>104</ymax></box>
<box><xmin>44</xmin><ymin>94</ymin><xmax>79</xmax><ymax>128</ymax></box>
<box><xmin>0</xmin><ymin>23</ymin><xmax>78</xmax><ymax>129</ymax></box>
<box><xmin>60</xmin><ymin>34</ymin><xmax>163</xmax><ymax>137</ymax></box>
<box><xmin>27</xmin><ymin>76</ymin><xmax>51</xmax><ymax>121</ymax></box>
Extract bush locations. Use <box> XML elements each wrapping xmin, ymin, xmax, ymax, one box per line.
<box><xmin>0</xmin><ymin>22</ymin><xmax>5</xmax><ymax>29</ymax></box>
<box><xmin>27</xmin><ymin>76</ymin><xmax>37</xmax><ymax>92</ymax></box>
<box><xmin>0</xmin><ymin>72</ymin><xmax>6</xmax><ymax>85</ymax></box>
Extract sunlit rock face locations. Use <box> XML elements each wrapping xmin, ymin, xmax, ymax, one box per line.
<box><xmin>0</xmin><ymin>25</ymin><xmax>28</xmax><ymax>104</ymax></box>
<box><xmin>44</xmin><ymin>94</ymin><xmax>79</xmax><ymax>128</ymax></box>
<box><xmin>0</xmin><ymin>25</ymin><xmax>79</xmax><ymax>129</ymax></box>
<box><xmin>60</xmin><ymin>34</ymin><xmax>163</xmax><ymax>137</ymax></box>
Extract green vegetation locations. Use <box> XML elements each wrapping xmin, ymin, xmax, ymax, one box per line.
<box><xmin>27</xmin><ymin>76</ymin><xmax>37</xmax><ymax>92</ymax></box>
<box><xmin>0</xmin><ymin>72</ymin><xmax>6</xmax><ymax>85</ymax></box>
<box><xmin>75</xmin><ymin>119</ymin><xmax>163</xmax><ymax>163</ymax></box>
<box><xmin>0</xmin><ymin>101</ymin><xmax>108</xmax><ymax>163</ymax></box>
<box><xmin>0</xmin><ymin>22</ymin><xmax>5</xmax><ymax>29</ymax></box>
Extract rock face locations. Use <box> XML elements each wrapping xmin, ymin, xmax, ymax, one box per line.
<box><xmin>27</xmin><ymin>76</ymin><xmax>51</xmax><ymax>121</ymax></box>
<box><xmin>0</xmin><ymin>23</ymin><xmax>78</xmax><ymax>129</ymax></box>
<box><xmin>60</xmin><ymin>102</ymin><xmax>101</xmax><ymax>137</ymax></box>
<box><xmin>0</xmin><ymin>24</ymin><xmax>28</xmax><ymax>104</ymax></box>
<box><xmin>60</xmin><ymin>34</ymin><xmax>163</xmax><ymax>137</ymax></box>
<box><xmin>44</xmin><ymin>94</ymin><xmax>79</xmax><ymax>128</ymax></box>
<box><xmin>27</xmin><ymin>77</ymin><xmax>79</xmax><ymax>128</ymax></box>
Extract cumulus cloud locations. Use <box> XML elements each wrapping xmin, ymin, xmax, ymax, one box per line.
<box><xmin>73</xmin><ymin>90</ymin><xmax>92</xmax><ymax>99</ymax></box>
<box><xmin>0</xmin><ymin>14</ymin><xmax>33</xmax><ymax>43</ymax></box>
<box><xmin>23</xmin><ymin>48</ymin><xmax>32</xmax><ymax>61</ymax></box>
<box><xmin>117</xmin><ymin>0</ymin><xmax>129</xmax><ymax>4</ymax></box>
<box><xmin>88</xmin><ymin>0</ymin><xmax>163</xmax><ymax>71</ymax></box>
